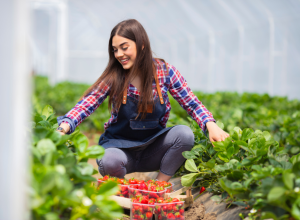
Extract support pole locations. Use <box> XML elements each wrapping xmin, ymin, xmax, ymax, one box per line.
<box><xmin>0</xmin><ymin>0</ymin><xmax>30</xmax><ymax>219</ymax></box>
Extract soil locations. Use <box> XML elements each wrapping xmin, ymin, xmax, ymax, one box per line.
<box><xmin>185</xmin><ymin>203</ymin><xmax>217</xmax><ymax>220</ymax></box>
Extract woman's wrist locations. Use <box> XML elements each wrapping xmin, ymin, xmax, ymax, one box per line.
<box><xmin>58</xmin><ymin>122</ymin><xmax>70</xmax><ymax>134</ymax></box>
<box><xmin>205</xmin><ymin>121</ymin><xmax>216</xmax><ymax>131</ymax></box>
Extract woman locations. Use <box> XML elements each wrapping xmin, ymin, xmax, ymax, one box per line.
<box><xmin>57</xmin><ymin>19</ymin><xmax>229</xmax><ymax>182</ymax></box>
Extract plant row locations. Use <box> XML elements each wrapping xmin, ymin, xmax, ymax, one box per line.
<box><xmin>179</xmin><ymin>117</ymin><xmax>300</xmax><ymax>220</ymax></box>
<box><xmin>30</xmin><ymin>105</ymin><xmax>123</xmax><ymax>220</ymax></box>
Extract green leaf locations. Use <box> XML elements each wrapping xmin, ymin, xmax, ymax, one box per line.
<box><xmin>42</xmin><ymin>105</ymin><xmax>54</xmax><ymax>120</ymax></box>
<box><xmin>230</xmin><ymin>182</ymin><xmax>243</xmax><ymax>190</ymax></box>
<box><xmin>182</xmin><ymin>151</ymin><xmax>197</xmax><ymax>159</ymax></box>
<box><xmin>242</xmin><ymin>157</ymin><xmax>259</xmax><ymax>166</ymax></box>
<box><xmin>206</xmin><ymin>159</ymin><xmax>215</xmax><ymax>169</ymax></box>
<box><xmin>77</xmin><ymin>162</ymin><xmax>94</xmax><ymax>176</ymax></box>
<box><xmin>73</xmin><ymin>134</ymin><xmax>89</xmax><ymax>153</ymax></box>
<box><xmin>291</xmin><ymin>154</ymin><xmax>300</xmax><ymax>165</ymax></box>
<box><xmin>210</xmin><ymin>195</ymin><xmax>221</xmax><ymax>202</ymax></box>
<box><xmin>193</xmin><ymin>144</ymin><xmax>206</xmax><ymax>150</ymax></box>
<box><xmin>231</xmin><ymin>201</ymin><xmax>247</xmax><ymax>207</ymax></box>
<box><xmin>98</xmin><ymin>181</ymin><xmax>120</xmax><ymax>196</ymax></box>
<box><xmin>232</xmin><ymin>109</ymin><xmax>243</xmax><ymax>120</ymax></box>
<box><xmin>191</xmin><ymin>148</ymin><xmax>202</xmax><ymax>156</ymax></box>
<box><xmin>293</xmin><ymin>162</ymin><xmax>300</xmax><ymax>176</ymax></box>
<box><xmin>40</xmin><ymin>171</ymin><xmax>56</xmax><ymax>194</ymax></box>
<box><xmin>227</xmin><ymin>146</ymin><xmax>234</xmax><ymax>158</ymax></box>
<box><xmin>212</xmin><ymin>141</ymin><xmax>225</xmax><ymax>151</ymax></box>
<box><xmin>38</xmin><ymin>120</ymin><xmax>52</xmax><ymax>129</ymax></box>
<box><xmin>241</xmin><ymin>128</ymin><xmax>254</xmax><ymax>141</ymax></box>
<box><xmin>260</xmin><ymin>212</ymin><xmax>278</xmax><ymax>220</ymax></box>
<box><xmin>219</xmin><ymin>178</ymin><xmax>232</xmax><ymax>195</ymax></box>
<box><xmin>181</xmin><ymin>173</ymin><xmax>199</xmax><ymax>187</ymax></box>
<box><xmin>216</xmin><ymin>121</ymin><xmax>224</xmax><ymax>129</ymax></box>
<box><xmin>36</xmin><ymin>139</ymin><xmax>56</xmax><ymax>156</ymax></box>
<box><xmin>57</xmin><ymin>154</ymin><xmax>76</xmax><ymax>169</ymax></box>
<box><xmin>292</xmin><ymin>198</ymin><xmax>300</xmax><ymax>220</ymax></box>
<box><xmin>282</xmin><ymin>172</ymin><xmax>295</xmax><ymax>190</ymax></box>
<box><xmin>44</xmin><ymin>212</ymin><xmax>59</xmax><ymax>220</ymax></box>
<box><xmin>185</xmin><ymin>159</ymin><xmax>199</xmax><ymax>172</ymax></box>
<box><xmin>262</xmin><ymin>131</ymin><xmax>272</xmax><ymax>141</ymax></box>
<box><xmin>218</xmin><ymin>153</ymin><xmax>230</xmax><ymax>163</ymax></box>
<box><xmin>227</xmin><ymin>171</ymin><xmax>243</xmax><ymax>181</ymax></box>
<box><xmin>267</xmin><ymin>187</ymin><xmax>286</xmax><ymax>203</ymax></box>
<box><xmin>85</xmin><ymin>145</ymin><xmax>105</xmax><ymax>159</ymax></box>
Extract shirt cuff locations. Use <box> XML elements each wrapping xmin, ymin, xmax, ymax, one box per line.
<box><xmin>57</xmin><ymin>116</ymin><xmax>75</xmax><ymax>134</ymax></box>
<box><xmin>203</xmin><ymin>118</ymin><xmax>216</xmax><ymax>136</ymax></box>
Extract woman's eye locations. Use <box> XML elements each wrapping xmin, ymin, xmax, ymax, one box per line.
<box><xmin>122</xmin><ymin>47</ymin><xmax>128</xmax><ymax>51</ymax></box>
<box><xmin>113</xmin><ymin>49</ymin><xmax>117</xmax><ymax>53</ymax></box>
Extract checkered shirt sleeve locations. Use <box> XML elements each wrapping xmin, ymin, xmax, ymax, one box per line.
<box><xmin>57</xmin><ymin>82</ymin><xmax>110</xmax><ymax>133</ymax></box>
<box><xmin>167</xmin><ymin>63</ymin><xmax>215</xmax><ymax>132</ymax></box>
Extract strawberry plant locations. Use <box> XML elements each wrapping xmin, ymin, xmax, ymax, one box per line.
<box><xmin>179</xmin><ymin>118</ymin><xmax>300</xmax><ymax>219</ymax></box>
<box><xmin>30</xmin><ymin>105</ymin><xmax>122</xmax><ymax>220</ymax></box>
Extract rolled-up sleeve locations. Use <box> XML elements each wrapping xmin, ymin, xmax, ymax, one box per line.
<box><xmin>57</xmin><ymin>82</ymin><xmax>110</xmax><ymax>134</ymax></box>
<box><xmin>168</xmin><ymin>64</ymin><xmax>215</xmax><ymax>132</ymax></box>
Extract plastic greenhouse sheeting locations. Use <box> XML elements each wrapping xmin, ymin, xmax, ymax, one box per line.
<box><xmin>31</xmin><ymin>0</ymin><xmax>300</xmax><ymax>100</ymax></box>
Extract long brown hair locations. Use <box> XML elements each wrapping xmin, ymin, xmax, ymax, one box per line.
<box><xmin>82</xmin><ymin>19</ymin><xmax>155</xmax><ymax>118</ymax></box>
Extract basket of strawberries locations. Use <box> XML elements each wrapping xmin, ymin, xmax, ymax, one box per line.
<box><xmin>130</xmin><ymin>195</ymin><xmax>185</xmax><ymax>220</ymax></box>
<box><xmin>154</xmin><ymin>197</ymin><xmax>185</xmax><ymax>220</ymax></box>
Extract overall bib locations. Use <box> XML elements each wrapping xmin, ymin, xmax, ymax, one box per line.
<box><xmin>98</xmin><ymin>72</ymin><xmax>174</xmax><ymax>150</ymax></box>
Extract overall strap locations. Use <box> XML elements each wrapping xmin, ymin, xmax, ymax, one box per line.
<box><xmin>153</xmin><ymin>71</ymin><xmax>164</xmax><ymax>104</ymax></box>
<box><xmin>122</xmin><ymin>67</ymin><xmax>165</xmax><ymax>105</ymax></box>
<box><xmin>122</xmin><ymin>85</ymin><xmax>127</xmax><ymax>104</ymax></box>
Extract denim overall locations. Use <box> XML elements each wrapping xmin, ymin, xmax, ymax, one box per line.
<box><xmin>98</xmin><ymin>73</ymin><xmax>174</xmax><ymax>150</ymax></box>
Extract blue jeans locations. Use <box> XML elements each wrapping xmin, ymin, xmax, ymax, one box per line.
<box><xmin>96</xmin><ymin>125</ymin><xmax>194</xmax><ymax>178</ymax></box>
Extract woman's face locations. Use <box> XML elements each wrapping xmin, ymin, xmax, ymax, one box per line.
<box><xmin>112</xmin><ymin>35</ymin><xmax>137</xmax><ymax>69</ymax></box>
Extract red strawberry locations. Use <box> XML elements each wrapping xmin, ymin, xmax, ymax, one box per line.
<box><xmin>167</xmin><ymin>213</ymin><xmax>175</xmax><ymax>219</ymax></box>
<box><xmin>139</xmin><ymin>183</ymin><xmax>147</xmax><ymax>190</ymax></box>
<box><xmin>172</xmin><ymin>198</ymin><xmax>179</xmax><ymax>202</ymax></box>
<box><xmin>175</xmin><ymin>212</ymin><xmax>181</xmax><ymax>218</ymax></box>
<box><xmin>102</xmin><ymin>175</ymin><xmax>109</xmax><ymax>181</ymax></box>
<box><xmin>173</xmin><ymin>205</ymin><xmax>179</xmax><ymax>212</ymax></box>
<box><xmin>179</xmin><ymin>208</ymin><xmax>184</xmax><ymax>215</ymax></box>
<box><xmin>145</xmin><ymin>212</ymin><xmax>152</xmax><ymax>219</ymax></box>
<box><xmin>141</xmin><ymin>198</ymin><xmax>148</xmax><ymax>204</ymax></box>
<box><xmin>200</xmin><ymin>186</ymin><xmax>206</xmax><ymax>194</ymax></box>
<box><xmin>167</xmin><ymin>204</ymin><xmax>173</xmax><ymax>211</ymax></box>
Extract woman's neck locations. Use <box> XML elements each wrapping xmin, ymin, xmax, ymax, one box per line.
<box><xmin>130</xmin><ymin>75</ymin><xmax>142</xmax><ymax>92</ymax></box>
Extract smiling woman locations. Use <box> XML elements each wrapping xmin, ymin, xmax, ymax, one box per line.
<box><xmin>57</xmin><ymin>19</ymin><xmax>229</xmax><ymax>182</ymax></box>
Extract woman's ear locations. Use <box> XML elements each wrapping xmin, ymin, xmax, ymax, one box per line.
<box><xmin>142</xmin><ymin>44</ymin><xmax>144</xmax><ymax>50</ymax></box>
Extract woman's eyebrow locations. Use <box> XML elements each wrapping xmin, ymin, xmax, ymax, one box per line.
<box><xmin>112</xmin><ymin>42</ymin><xmax>128</xmax><ymax>48</ymax></box>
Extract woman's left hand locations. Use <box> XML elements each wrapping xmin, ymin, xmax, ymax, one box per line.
<box><xmin>206</xmin><ymin>121</ymin><xmax>230</xmax><ymax>143</ymax></box>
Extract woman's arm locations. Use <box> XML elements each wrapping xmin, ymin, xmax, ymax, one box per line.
<box><xmin>167</xmin><ymin>63</ymin><xmax>229</xmax><ymax>142</ymax></box>
<box><xmin>57</xmin><ymin>82</ymin><xmax>110</xmax><ymax>134</ymax></box>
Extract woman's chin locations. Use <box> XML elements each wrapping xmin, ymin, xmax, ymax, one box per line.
<box><xmin>122</xmin><ymin>64</ymin><xmax>133</xmax><ymax>69</ymax></box>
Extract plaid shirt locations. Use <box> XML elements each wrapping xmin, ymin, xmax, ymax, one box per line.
<box><xmin>58</xmin><ymin>59</ymin><xmax>215</xmax><ymax>133</ymax></box>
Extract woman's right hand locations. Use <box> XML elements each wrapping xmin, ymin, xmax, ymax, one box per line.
<box><xmin>56</xmin><ymin>122</ymin><xmax>70</xmax><ymax>135</ymax></box>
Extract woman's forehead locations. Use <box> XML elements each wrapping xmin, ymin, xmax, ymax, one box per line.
<box><xmin>112</xmin><ymin>35</ymin><xmax>135</xmax><ymax>47</ymax></box>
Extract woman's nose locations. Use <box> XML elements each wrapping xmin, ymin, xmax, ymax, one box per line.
<box><xmin>115</xmin><ymin>50</ymin><xmax>124</xmax><ymax>58</ymax></box>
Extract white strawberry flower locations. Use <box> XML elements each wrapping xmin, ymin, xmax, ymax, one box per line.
<box><xmin>82</xmin><ymin>197</ymin><xmax>92</xmax><ymax>206</ymax></box>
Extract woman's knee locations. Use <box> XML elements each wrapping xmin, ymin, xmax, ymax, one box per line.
<box><xmin>96</xmin><ymin>148</ymin><xmax>128</xmax><ymax>178</ymax></box>
<box><xmin>170</xmin><ymin>125</ymin><xmax>194</xmax><ymax>147</ymax></box>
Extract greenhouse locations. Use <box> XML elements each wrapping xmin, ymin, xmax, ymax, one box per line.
<box><xmin>1</xmin><ymin>0</ymin><xmax>300</xmax><ymax>219</ymax></box>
